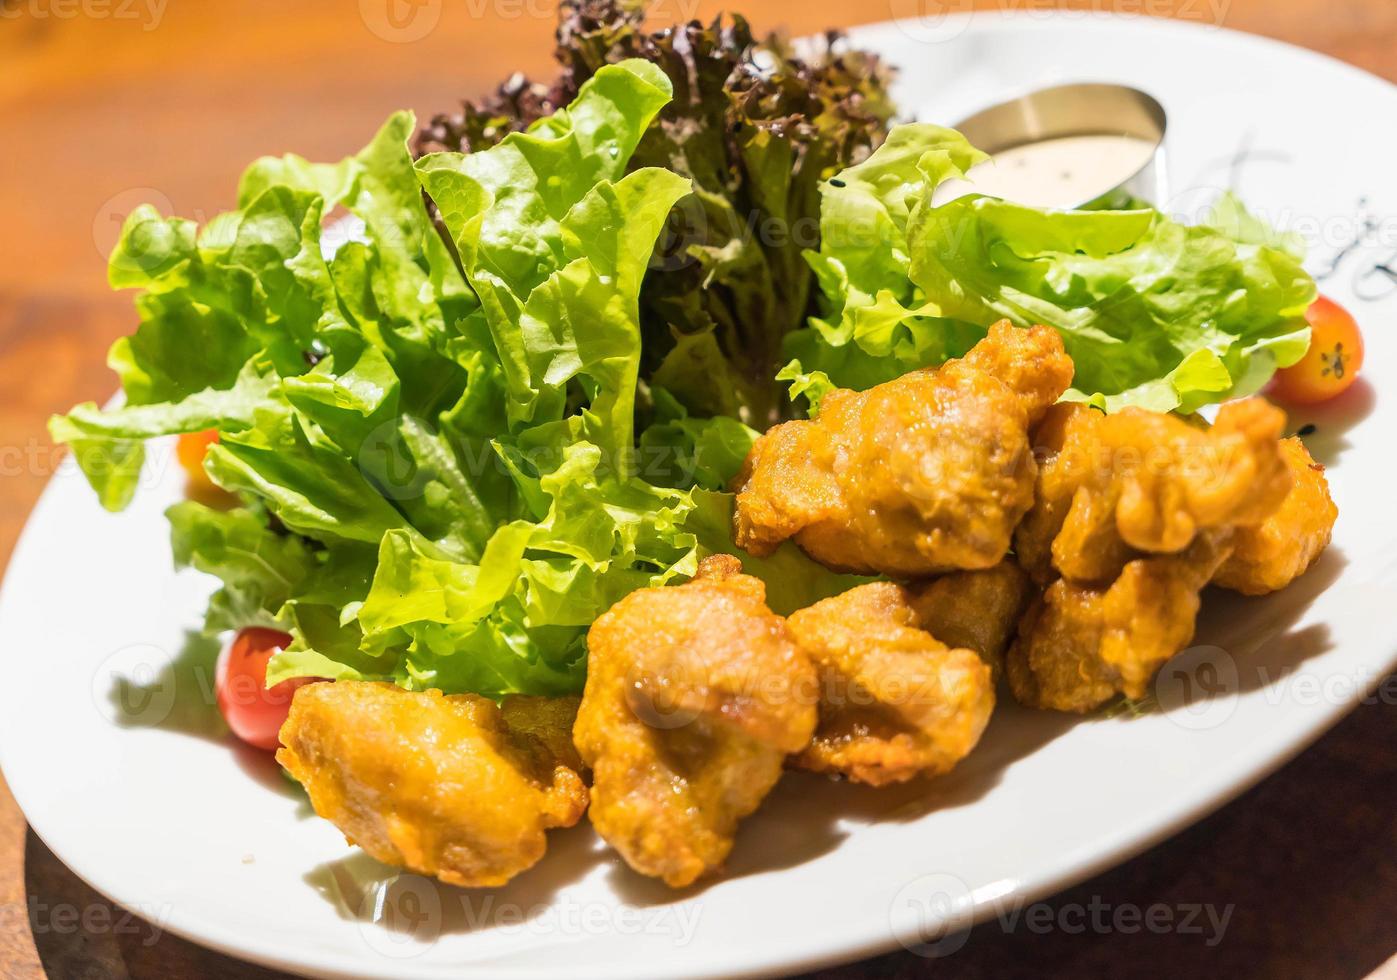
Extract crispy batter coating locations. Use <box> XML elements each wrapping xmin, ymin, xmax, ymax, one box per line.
<box><xmin>277</xmin><ymin>682</ymin><xmax>586</xmax><ymax>888</ymax></box>
<box><xmin>732</xmin><ymin>321</ymin><xmax>1074</xmax><ymax>576</ymax></box>
<box><xmin>1016</xmin><ymin>398</ymin><xmax>1291</xmax><ymax>585</ymax></box>
<box><xmin>1006</xmin><ymin>531</ymin><xmax>1233</xmax><ymax>712</ymax></box>
<box><xmin>786</xmin><ymin>583</ymin><xmax>995</xmax><ymax>786</ymax></box>
<box><xmin>574</xmin><ymin>555</ymin><xmax>818</xmax><ymax>888</ymax></box>
<box><xmin>1214</xmin><ymin>437</ymin><xmax>1337</xmax><ymax>595</ymax></box>
<box><xmin>905</xmin><ymin>560</ymin><xmax>1034</xmax><ymax>682</ymax></box>
<box><xmin>1014</xmin><ymin>402</ymin><xmax>1108</xmax><ymax>584</ymax></box>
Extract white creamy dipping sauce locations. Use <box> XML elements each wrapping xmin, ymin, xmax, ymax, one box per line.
<box><xmin>932</xmin><ymin>133</ymin><xmax>1158</xmax><ymax>209</ymax></box>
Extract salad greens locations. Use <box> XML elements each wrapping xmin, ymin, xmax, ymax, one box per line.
<box><xmin>53</xmin><ymin>60</ymin><xmax>858</xmax><ymax>695</ymax></box>
<box><xmin>51</xmin><ymin>23</ymin><xmax>1318</xmax><ymax>700</ymax></box>
<box><xmin>418</xmin><ymin>0</ymin><xmax>895</xmax><ymax>427</ymax></box>
<box><xmin>784</xmin><ymin>125</ymin><xmax>1315</xmax><ymax>414</ymax></box>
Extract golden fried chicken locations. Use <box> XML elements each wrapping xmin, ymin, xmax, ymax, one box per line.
<box><xmin>277</xmin><ymin>682</ymin><xmax>586</xmax><ymax>888</ymax></box>
<box><xmin>905</xmin><ymin>560</ymin><xmax>1034</xmax><ymax>682</ymax></box>
<box><xmin>732</xmin><ymin>321</ymin><xmax>1074</xmax><ymax>576</ymax></box>
<box><xmin>786</xmin><ymin>583</ymin><xmax>995</xmax><ymax>786</ymax></box>
<box><xmin>574</xmin><ymin>555</ymin><xmax>818</xmax><ymax>888</ymax></box>
<box><xmin>1006</xmin><ymin>531</ymin><xmax>1233</xmax><ymax>713</ymax></box>
<box><xmin>1016</xmin><ymin>398</ymin><xmax>1291</xmax><ymax>585</ymax></box>
<box><xmin>1014</xmin><ymin>401</ymin><xmax>1108</xmax><ymax>584</ymax></box>
<box><xmin>1214</xmin><ymin>436</ymin><xmax>1337</xmax><ymax>595</ymax></box>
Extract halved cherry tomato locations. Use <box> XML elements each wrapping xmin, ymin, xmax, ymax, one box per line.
<box><xmin>177</xmin><ymin>429</ymin><xmax>219</xmax><ymax>487</ymax></box>
<box><xmin>216</xmin><ymin>628</ymin><xmax>316</xmax><ymax>751</ymax></box>
<box><xmin>1270</xmin><ymin>296</ymin><xmax>1364</xmax><ymax>405</ymax></box>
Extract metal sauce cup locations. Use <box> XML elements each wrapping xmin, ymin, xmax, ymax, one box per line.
<box><xmin>949</xmin><ymin>83</ymin><xmax>1168</xmax><ymax>210</ymax></box>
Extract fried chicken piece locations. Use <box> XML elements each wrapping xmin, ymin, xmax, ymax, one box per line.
<box><xmin>574</xmin><ymin>555</ymin><xmax>817</xmax><ymax>888</ymax></box>
<box><xmin>733</xmin><ymin>321</ymin><xmax>1074</xmax><ymax>576</ymax></box>
<box><xmin>1015</xmin><ymin>401</ymin><xmax>1109</xmax><ymax>584</ymax></box>
<box><xmin>905</xmin><ymin>560</ymin><xmax>1034</xmax><ymax>682</ymax></box>
<box><xmin>786</xmin><ymin>583</ymin><xmax>995</xmax><ymax>786</ymax></box>
<box><xmin>1016</xmin><ymin>398</ymin><xmax>1291</xmax><ymax>585</ymax></box>
<box><xmin>277</xmin><ymin>682</ymin><xmax>586</xmax><ymax>888</ymax></box>
<box><xmin>1214</xmin><ymin>437</ymin><xmax>1337</xmax><ymax>595</ymax></box>
<box><xmin>1006</xmin><ymin>531</ymin><xmax>1233</xmax><ymax>713</ymax></box>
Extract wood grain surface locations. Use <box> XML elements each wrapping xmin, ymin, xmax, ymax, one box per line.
<box><xmin>2</xmin><ymin>1</ymin><xmax>1395</xmax><ymax>977</ymax></box>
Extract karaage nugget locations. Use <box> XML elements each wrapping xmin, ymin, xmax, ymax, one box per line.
<box><xmin>278</xmin><ymin>682</ymin><xmax>586</xmax><ymax>888</ymax></box>
<box><xmin>1014</xmin><ymin>401</ymin><xmax>1108</xmax><ymax>584</ymax></box>
<box><xmin>732</xmin><ymin>321</ymin><xmax>1073</xmax><ymax>577</ymax></box>
<box><xmin>1016</xmin><ymin>398</ymin><xmax>1291</xmax><ymax>585</ymax></box>
<box><xmin>1006</xmin><ymin>531</ymin><xmax>1233</xmax><ymax>713</ymax></box>
<box><xmin>786</xmin><ymin>583</ymin><xmax>995</xmax><ymax>786</ymax></box>
<box><xmin>1214</xmin><ymin>436</ymin><xmax>1337</xmax><ymax>595</ymax></box>
<box><xmin>574</xmin><ymin>555</ymin><xmax>818</xmax><ymax>888</ymax></box>
<box><xmin>905</xmin><ymin>560</ymin><xmax>1034</xmax><ymax>682</ymax></box>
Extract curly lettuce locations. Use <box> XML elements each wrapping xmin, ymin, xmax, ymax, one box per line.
<box><xmin>418</xmin><ymin>0</ymin><xmax>896</xmax><ymax>427</ymax></box>
<box><xmin>52</xmin><ymin>60</ymin><xmax>852</xmax><ymax>697</ymax></box>
<box><xmin>784</xmin><ymin>124</ymin><xmax>1315</xmax><ymax>414</ymax></box>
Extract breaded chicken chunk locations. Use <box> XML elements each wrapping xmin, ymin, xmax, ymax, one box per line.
<box><xmin>574</xmin><ymin>555</ymin><xmax>818</xmax><ymax>888</ymax></box>
<box><xmin>905</xmin><ymin>560</ymin><xmax>1034</xmax><ymax>682</ymax></box>
<box><xmin>277</xmin><ymin>682</ymin><xmax>586</xmax><ymax>888</ymax></box>
<box><xmin>732</xmin><ymin>321</ymin><xmax>1074</xmax><ymax>577</ymax></box>
<box><xmin>1014</xmin><ymin>401</ymin><xmax>1109</xmax><ymax>585</ymax></box>
<box><xmin>1214</xmin><ymin>436</ymin><xmax>1337</xmax><ymax>595</ymax></box>
<box><xmin>1016</xmin><ymin>398</ymin><xmax>1291</xmax><ymax>585</ymax></box>
<box><xmin>786</xmin><ymin>583</ymin><xmax>995</xmax><ymax>786</ymax></box>
<box><xmin>1006</xmin><ymin>531</ymin><xmax>1233</xmax><ymax>713</ymax></box>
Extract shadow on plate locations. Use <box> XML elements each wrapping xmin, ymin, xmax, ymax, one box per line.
<box><xmin>103</xmin><ymin>630</ymin><xmax>319</xmax><ymax>808</ymax></box>
<box><xmin>1195</xmin><ymin>545</ymin><xmax>1347</xmax><ymax>697</ymax></box>
<box><xmin>231</xmin><ymin>741</ymin><xmax>315</xmax><ymax>810</ymax></box>
<box><xmin>1287</xmin><ymin>376</ymin><xmax>1374</xmax><ymax>466</ymax></box>
<box><xmin>304</xmin><ymin>819</ymin><xmax>609</xmax><ymax>941</ymax></box>
<box><xmin>296</xmin><ymin>690</ymin><xmax>1082</xmax><ymax>923</ymax></box>
<box><xmin>105</xmin><ymin>630</ymin><xmax>225</xmax><ymax>743</ymax></box>
<box><xmin>606</xmin><ymin>696</ymin><xmax>1080</xmax><ymax>907</ymax></box>
<box><xmin>1100</xmin><ymin>546</ymin><xmax>1348</xmax><ymax>726</ymax></box>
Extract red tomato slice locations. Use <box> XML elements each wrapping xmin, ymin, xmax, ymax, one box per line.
<box><xmin>216</xmin><ymin>627</ymin><xmax>317</xmax><ymax>751</ymax></box>
<box><xmin>1270</xmin><ymin>296</ymin><xmax>1364</xmax><ymax>405</ymax></box>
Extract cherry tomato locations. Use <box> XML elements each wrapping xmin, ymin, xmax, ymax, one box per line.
<box><xmin>177</xmin><ymin>429</ymin><xmax>220</xmax><ymax>489</ymax></box>
<box><xmin>177</xmin><ymin>429</ymin><xmax>240</xmax><ymax>506</ymax></box>
<box><xmin>216</xmin><ymin>628</ymin><xmax>316</xmax><ymax>751</ymax></box>
<box><xmin>1270</xmin><ymin>296</ymin><xmax>1364</xmax><ymax>405</ymax></box>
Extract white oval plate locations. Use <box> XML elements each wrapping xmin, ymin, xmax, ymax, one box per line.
<box><xmin>3</xmin><ymin>11</ymin><xmax>1396</xmax><ymax>979</ymax></box>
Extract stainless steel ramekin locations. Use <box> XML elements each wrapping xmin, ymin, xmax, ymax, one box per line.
<box><xmin>950</xmin><ymin>82</ymin><xmax>1169</xmax><ymax>209</ymax></box>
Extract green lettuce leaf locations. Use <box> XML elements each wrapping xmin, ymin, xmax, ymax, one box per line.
<box><xmin>57</xmin><ymin>58</ymin><xmax>856</xmax><ymax>699</ymax></box>
<box><xmin>417</xmin><ymin>0</ymin><xmax>896</xmax><ymax>428</ymax></box>
<box><xmin>49</xmin><ymin>357</ymin><xmax>277</xmax><ymax>511</ymax></box>
<box><xmin>682</xmin><ymin>490</ymin><xmax>872</xmax><ymax>616</ymax></box>
<box><xmin>637</xmin><ymin>388</ymin><xmax>759</xmax><ymax>489</ymax></box>
<box><xmin>910</xmin><ymin>192</ymin><xmax>1314</xmax><ymax>412</ymax></box>
<box><xmin>781</xmin><ymin>125</ymin><xmax>987</xmax><ymax>401</ymax></box>
<box><xmin>788</xmin><ymin>122</ymin><xmax>1316</xmax><ymax>414</ymax></box>
<box><xmin>167</xmin><ymin>502</ymin><xmax>316</xmax><ymax>632</ymax></box>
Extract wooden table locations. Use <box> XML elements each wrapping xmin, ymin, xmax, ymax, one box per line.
<box><xmin>2</xmin><ymin>2</ymin><xmax>1394</xmax><ymax>977</ymax></box>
